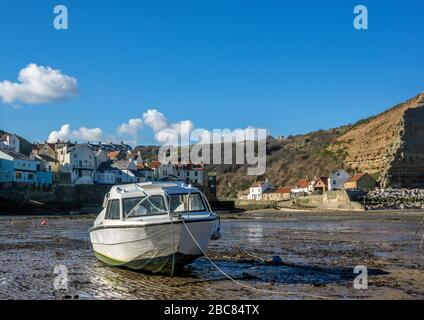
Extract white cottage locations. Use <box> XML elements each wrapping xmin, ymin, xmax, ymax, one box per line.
<box><xmin>247</xmin><ymin>180</ymin><xmax>274</xmax><ymax>201</ymax></box>
<box><xmin>328</xmin><ymin>169</ymin><xmax>351</xmax><ymax>191</ymax></box>
<box><xmin>57</xmin><ymin>144</ymin><xmax>96</xmax><ymax>185</ymax></box>
<box><xmin>0</xmin><ymin>133</ymin><xmax>20</xmax><ymax>153</ymax></box>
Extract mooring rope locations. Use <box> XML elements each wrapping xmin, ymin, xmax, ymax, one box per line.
<box><xmin>415</xmin><ymin>216</ymin><xmax>424</xmax><ymax>249</ymax></box>
<box><xmin>162</xmin><ymin>184</ymin><xmax>332</xmax><ymax>299</ymax></box>
<box><xmin>163</xmin><ymin>195</ymin><xmax>176</xmax><ymax>284</ymax></box>
<box><xmin>180</xmin><ymin>216</ymin><xmax>332</xmax><ymax>300</ymax></box>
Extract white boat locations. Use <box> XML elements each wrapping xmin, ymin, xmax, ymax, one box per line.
<box><xmin>89</xmin><ymin>182</ymin><xmax>222</xmax><ymax>274</ymax></box>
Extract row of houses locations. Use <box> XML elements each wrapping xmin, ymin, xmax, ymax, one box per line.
<box><xmin>0</xmin><ymin>133</ymin><xmax>213</xmax><ymax>189</ymax></box>
<box><xmin>239</xmin><ymin>169</ymin><xmax>378</xmax><ymax>201</ymax></box>
<box><xmin>0</xmin><ymin>133</ymin><xmax>53</xmax><ymax>184</ymax></box>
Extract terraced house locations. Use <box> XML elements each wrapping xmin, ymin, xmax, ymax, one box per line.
<box><xmin>0</xmin><ymin>149</ymin><xmax>52</xmax><ymax>184</ymax></box>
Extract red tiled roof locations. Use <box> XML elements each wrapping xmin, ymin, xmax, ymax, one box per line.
<box><xmin>107</xmin><ymin>151</ymin><xmax>120</xmax><ymax>159</ymax></box>
<box><xmin>276</xmin><ymin>187</ymin><xmax>292</xmax><ymax>194</ymax></box>
<box><xmin>346</xmin><ymin>173</ymin><xmax>365</xmax><ymax>183</ymax></box>
<box><xmin>295</xmin><ymin>179</ymin><xmax>310</xmax><ymax>188</ymax></box>
<box><xmin>136</xmin><ymin>163</ymin><xmax>145</xmax><ymax>169</ymax></box>
<box><xmin>149</xmin><ymin>160</ymin><xmax>161</xmax><ymax>169</ymax></box>
<box><xmin>251</xmin><ymin>181</ymin><xmax>266</xmax><ymax>188</ymax></box>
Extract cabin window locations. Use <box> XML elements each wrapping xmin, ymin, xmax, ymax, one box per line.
<box><xmin>169</xmin><ymin>193</ymin><xmax>206</xmax><ymax>213</ymax></box>
<box><xmin>106</xmin><ymin>199</ymin><xmax>120</xmax><ymax>220</ymax></box>
<box><xmin>123</xmin><ymin>197</ymin><xmax>144</xmax><ymax>216</ymax></box>
<box><xmin>129</xmin><ymin>195</ymin><xmax>167</xmax><ymax>217</ymax></box>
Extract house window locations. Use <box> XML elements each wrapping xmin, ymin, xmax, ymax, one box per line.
<box><xmin>74</xmin><ymin>154</ymin><xmax>77</xmax><ymax>159</ymax></box>
<box><xmin>22</xmin><ymin>163</ymin><xmax>26</xmax><ymax>168</ymax></box>
<box><xmin>28</xmin><ymin>174</ymin><xmax>34</xmax><ymax>180</ymax></box>
<box><xmin>333</xmin><ymin>180</ymin><xmax>336</xmax><ymax>185</ymax></box>
<box><xmin>15</xmin><ymin>172</ymin><xmax>22</xmax><ymax>180</ymax></box>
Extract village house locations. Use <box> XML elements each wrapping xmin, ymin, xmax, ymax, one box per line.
<box><xmin>0</xmin><ymin>149</ymin><xmax>52</xmax><ymax>184</ymax></box>
<box><xmin>175</xmin><ymin>163</ymin><xmax>204</xmax><ymax>186</ymax></box>
<box><xmin>310</xmin><ymin>176</ymin><xmax>328</xmax><ymax>194</ymax></box>
<box><xmin>291</xmin><ymin>179</ymin><xmax>310</xmax><ymax>197</ymax></box>
<box><xmin>136</xmin><ymin>163</ymin><xmax>155</xmax><ymax>182</ymax></box>
<box><xmin>247</xmin><ymin>180</ymin><xmax>274</xmax><ymax>201</ymax></box>
<box><xmin>32</xmin><ymin>142</ymin><xmax>56</xmax><ymax>159</ymax></box>
<box><xmin>262</xmin><ymin>187</ymin><xmax>292</xmax><ymax>201</ymax></box>
<box><xmin>94</xmin><ymin>148</ymin><xmax>108</xmax><ymax>169</ymax></box>
<box><xmin>31</xmin><ymin>154</ymin><xmax>60</xmax><ymax>172</ymax></box>
<box><xmin>0</xmin><ymin>133</ymin><xmax>20</xmax><ymax>153</ymax></box>
<box><xmin>328</xmin><ymin>169</ymin><xmax>351</xmax><ymax>191</ymax></box>
<box><xmin>344</xmin><ymin>173</ymin><xmax>378</xmax><ymax>191</ymax></box>
<box><xmin>96</xmin><ymin>159</ymin><xmax>143</xmax><ymax>185</ymax></box>
<box><xmin>153</xmin><ymin>161</ymin><xmax>176</xmax><ymax>180</ymax></box>
<box><xmin>57</xmin><ymin>144</ymin><xmax>97</xmax><ymax>185</ymax></box>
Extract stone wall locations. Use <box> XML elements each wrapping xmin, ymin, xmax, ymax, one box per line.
<box><xmin>0</xmin><ymin>183</ymin><xmax>111</xmax><ymax>211</ymax></box>
<box><xmin>293</xmin><ymin>190</ymin><xmax>364</xmax><ymax>211</ymax></box>
<box><xmin>365</xmin><ymin>188</ymin><xmax>424</xmax><ymax>210</ymax></box>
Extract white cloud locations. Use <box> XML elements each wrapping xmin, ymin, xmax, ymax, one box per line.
<box><xmin>143</xmin><ymin>109</ymin><xmax>168</xmax><ymax>132</ymax></box>
<box><xmin>118</xmin><ymin>118</ymin><xmax>143</xmax><ymax>137</ymax></box>
<box><xmin>48</xmin><ymin>124</ymin><xmax>105</xmax><ymax>143</ymax></box>
<box><xmin>0</xmin><ymin>63</ymin><xmax>78</xmax><ymax>105</ymax></box>
<box><xmin>143</xmin><ymin>108</ymin><xmax>194</xmax><ymax>143</ymax></box>
<box><xmin>46</xmin><ymin>110</ymin><xmax>265</xmax><ymax>147</ymax></box>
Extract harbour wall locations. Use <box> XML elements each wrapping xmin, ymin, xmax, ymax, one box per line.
<box><xmin>292</xmin><ymin>190</ymin><xmax>365</xmax><ymax>211</ymax></box>
<box><xmin>0</xmin><ymin>183</ymin><xmax>111</xmax><ymax>212</ymax></box>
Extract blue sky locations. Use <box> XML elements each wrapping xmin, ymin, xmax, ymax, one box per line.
<box><xmin>0</xmin><ymin>0</ymin><xmax>423</xmax><ymax>145</ymax></box>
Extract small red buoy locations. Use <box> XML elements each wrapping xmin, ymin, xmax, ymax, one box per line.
<box><xmin>41</xmin><ymin>219</ymin><xmax>47</xmax><ymax>225</ymax></box>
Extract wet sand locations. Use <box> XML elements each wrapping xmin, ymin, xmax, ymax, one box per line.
<box><xmin>0</xmin><ymin>210</ymin><xmax>423</xmax><ymax>300</ymax></box>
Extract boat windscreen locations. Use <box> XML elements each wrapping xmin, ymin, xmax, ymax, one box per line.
<box><xmin>169</xmin><ymin>193</ymin><xmax>206</xmax><ymax>213</ymax></box>
<box><xmin>123</xmin><ymin>197</ymin><xmax>144</xmax><ymax>216</ymax></box>
<box><xmin>124</xmin><ymin>195</ymin><xmax>167</xmax><ymax>217</ymax></box>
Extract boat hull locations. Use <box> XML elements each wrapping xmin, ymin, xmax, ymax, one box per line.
<box><xmin>90</xmin><ymin>218</ymin><xmax>216</xmax><ymax>274</ymax></box>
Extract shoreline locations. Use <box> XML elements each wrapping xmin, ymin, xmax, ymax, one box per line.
<box><xmin>2</xmin><ymin>207</ymin><xmax>423</xmax><ymax>219</ymax></box>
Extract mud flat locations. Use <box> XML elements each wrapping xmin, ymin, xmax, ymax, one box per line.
<box><xmin>0</xmin><ymin>210</ymin><xmax>422</xmax><ymax>300</ymax></box>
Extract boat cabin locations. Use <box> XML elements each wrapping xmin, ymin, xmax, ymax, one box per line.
<box><xmin>101</xmin><ymin>182</ymin><xmax>212</xmax><ymax>221</ymax></box>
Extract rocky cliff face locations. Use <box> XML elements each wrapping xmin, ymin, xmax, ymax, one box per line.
<box><xmin>330</xmin><ymin>92</ymin><xmax>424</xmax><ymax>187</ymax></box>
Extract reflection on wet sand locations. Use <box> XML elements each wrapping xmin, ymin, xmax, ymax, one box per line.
<box><xmin>0</xmin><ymin>211</ymin><xmax>423</xmax><ymax>300</ymax></box>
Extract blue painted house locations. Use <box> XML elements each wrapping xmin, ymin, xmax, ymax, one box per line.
<box><xmin>0</xmin><ymin>149</ymin><xmax>52</xmax><ymax>184</ymax></box>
